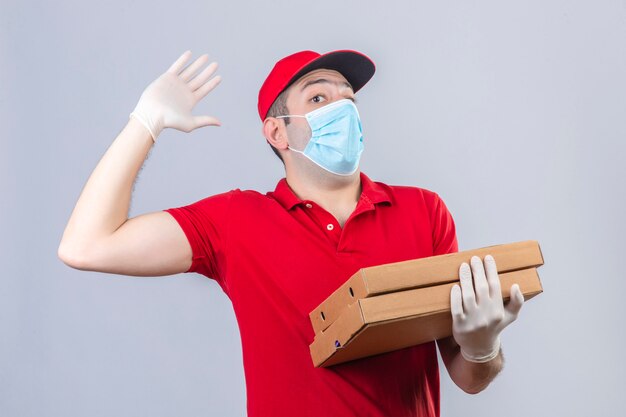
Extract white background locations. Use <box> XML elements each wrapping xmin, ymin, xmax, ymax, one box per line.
<box><xmin>2</xmin><ymin>0</ymin><xmax>625</xmax><ymax>415</ymax></box>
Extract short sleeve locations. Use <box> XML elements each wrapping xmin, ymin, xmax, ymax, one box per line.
<box><xmin>431</xmin><ymin>192</ymin><xmax>459</xmax><ymax>256</ymax></box>
<box><xmin>163</xmin><ymin>190</ymin><xmax>237</xmax><ymax>290</ymax></box>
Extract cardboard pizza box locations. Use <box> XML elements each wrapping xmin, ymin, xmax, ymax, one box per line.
<box><xmin>310</xmin><ymin>267</ymin><xmax>543</xmax><ymax>368</ymax></box>
<box><xmin>310</xmin><ymin>240</ymin><xmax>544</xmax><ymax>334</ymax></box>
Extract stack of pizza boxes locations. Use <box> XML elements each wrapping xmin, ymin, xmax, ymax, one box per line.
<box><xmin>309</xmin><ymin>240</ymin><xmax>545</xmax><ymax>367</ymax></box>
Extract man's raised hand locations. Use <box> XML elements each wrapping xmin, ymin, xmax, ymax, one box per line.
<box><xmin>129</xmin><ymin>50</ymin><xmax>222</xmax><ymax>142</ymax></box>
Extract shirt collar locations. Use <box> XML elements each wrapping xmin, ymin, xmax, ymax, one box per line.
<box><xmin>269</xmin><ymin>172</ymin><xmax>392</xmax><ymax>211</ymax></box>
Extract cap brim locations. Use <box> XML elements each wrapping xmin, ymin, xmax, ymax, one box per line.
<box><xmin>285</xmin><ymin>50</ymin><xmax>376</xmax><ymax>94</ymax></box>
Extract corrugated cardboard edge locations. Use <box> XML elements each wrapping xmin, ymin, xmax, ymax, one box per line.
<box><xmin>310</xmin><ymin>240</ymin><xmax>543</xmax><ymax>334</ymax></box>
<box><xmin>310</xmin><ymin>267</ymin><xmax>543</xmax><ymax>367</ymax></box>
<box><xmin>309</xmin><ymin>300</ymin><xmax>367</xmax><ymax>368</ymax></box>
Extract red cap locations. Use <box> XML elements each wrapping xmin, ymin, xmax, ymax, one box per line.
<box><xmin>257</xmin><ymin>49</ymin><xmax>375</xmax><ymax>121</ymax></box>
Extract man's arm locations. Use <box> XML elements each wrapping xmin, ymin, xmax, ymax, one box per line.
<box><xmin>57</xmin><ymin>117</ymin><xmax>193</xmax><ymax>276</ymax></box>
<box><xmin>437</xmin><ymin>335</ymin><xmax>503</xmax><ymax>394</ymax></box>
<box><xmin>58</xmin><ymin>50</ymin><xmax>221</xmax><ymax>276</ymax></box>
<box><xmin>436</xmin><ymin>254</ymin><xmax>524</xmax><ymax>394</ymax></box>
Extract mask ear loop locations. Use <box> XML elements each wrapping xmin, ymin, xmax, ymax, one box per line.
<box><xmin>273</xmin><ymin>114</ymin><xmax>309</xmax><ymax>153</ymax></box>
<box><xmin>262</xmin><ymin>114</ymin><xmax>306</xmax><ymax>155</ymax></box>
<box><xmin>287</xmin><ymin>144</ymin><xmax>306</xmax><ymax>154</ymax></box>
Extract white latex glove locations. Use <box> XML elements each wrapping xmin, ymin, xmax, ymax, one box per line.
<box><xmin>129</xmin><ymin>50</ymin><xmax>222</xmax><ymax>142</ymax></box>
<box><xmin>450</xmin><ymin>254</ymin><xmax>525</xmax><ymax>363</ymax></box>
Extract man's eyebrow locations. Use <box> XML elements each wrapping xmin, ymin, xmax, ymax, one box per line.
<box><xmin>300</xmin><ymin>78</ymin><xmax>354</xmax><ymax>92</ymax></box>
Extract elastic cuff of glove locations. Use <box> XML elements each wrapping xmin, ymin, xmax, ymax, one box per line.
<box><xmin>460</xmin><ymin>338</ymin><xmax>501</xmax><ymax>363</ymax></box>
<box><xmin>129</xmin><ymin>112</ymin><xmax>159</xmax><ymax>143</ymax></box>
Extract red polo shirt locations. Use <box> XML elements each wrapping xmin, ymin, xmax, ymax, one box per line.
<box><xmin>164</xmin><ymin>172</ymin><xmax>458</xmax><ymax>417</ymax></box>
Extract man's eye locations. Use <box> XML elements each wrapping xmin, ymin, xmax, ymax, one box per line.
<box><xmin>311</xmin><ymin>95</ymin><xmax>326</xmax><ymax>103</ymax></box>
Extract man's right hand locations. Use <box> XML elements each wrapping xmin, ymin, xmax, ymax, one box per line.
<box><xmin>129</xmin><ymin>50</ymin><xmax>222</xmax><ymax>142</ymax></box>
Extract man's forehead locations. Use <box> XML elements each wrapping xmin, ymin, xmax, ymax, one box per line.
<box><xmin>293</xmin><ymin>69</ymin><xmax>353</xmax><ymax>91</ymax></box>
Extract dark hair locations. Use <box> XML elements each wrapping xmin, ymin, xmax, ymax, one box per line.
<box><xmin>265</xmin><ymin>87</ymin><xmax>291</xmax><ymax>164</ymax></box>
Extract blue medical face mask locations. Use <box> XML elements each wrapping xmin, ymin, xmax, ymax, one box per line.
<box><xmin>276</xmin><ymin>98</ymin><xmax>364</xmax><ymax>176</ymax></box>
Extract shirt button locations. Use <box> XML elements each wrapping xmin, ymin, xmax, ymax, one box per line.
<box><xmin>326</xmin><ymin>224</ymin><xmax>334</xmax><ymax>231</ymax></box>
<box><xmin>305</xmin><ymin>203</ymin><xmax>313</xmax><ymax>208</ymax></box>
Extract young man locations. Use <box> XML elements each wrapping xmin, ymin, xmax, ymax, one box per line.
<box><xmin>58</xmin><ymin>49</ymin><xmax>524</xmax><ymax>417</ymax></box>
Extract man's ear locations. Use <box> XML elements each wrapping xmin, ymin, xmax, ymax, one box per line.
<box><xmin>262</xmin><ymin>117</ymin><xmax>289</xmax><ymax>151</ymax></box>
